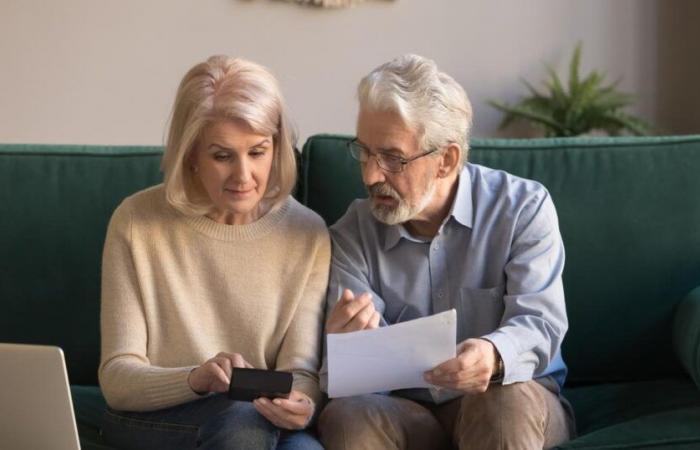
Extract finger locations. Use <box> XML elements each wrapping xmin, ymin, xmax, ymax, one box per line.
<box><xmin>208</xmin><ymin>363</ymin><xmax>231</xmax><ymax>391</ymax></box>
<box><xmin>341</xmin><ymin>300</ymin><xmax>376</xmax><ymax>332</ymax></box>
<box><xmin>432</xmin><ymin>348</ymin><xmax>481</xmax><ymax>376</ymax></box>
<box><xmin>271</xmin><ymin>397</ymin><xmax>312</xmax><ymax>415</ymax></box>
<box><xmin>427</xmin><ymin>363</ymin><xmax>483</xmax><ymax>387</ymax></box>
<box><xmin>424</xmin><ymin>360</ymin><xmax>490</xmax><ymax>391</ymax></box>
<box><xmin>342</xmin><ymin>292</ymin><xmax>373</xmax><ymax>317</ymax></box>
<box><xmin>212</xmin><ymin>356</ymin><xmax>233</xmax><ymax>378</ymax></box>
<box><xmin>254</xmin><ymin>398</ymin><xmax>299</xmax><ymax>429</ymax></box>
<box><xmin>230</xmin><ymin>353</ymin><xmax>248</xmax><ymax>369</ymax></box>
<box><xmin>367</xmin><ymin>310</ymin><xmax>381</xmax><ymax>329</ymax></box>
<box><xmin>326</xmin><ymin>290</ymin><xmax>355</xmax><ymax>332</ymax></box>
<box><xmin>428</xmin><ymin>376</ymin><xmax>486</xmax><ymax>392</ymax></box>
<box><xmin>327</xmin><ymin>291</ymin><xmax>371</xmax><ymax>333</ymax></box>
<box><xmin>253</xmin><ymin>400</ymin><xmax>285</xmax><ymax>428</ymax></box>
<box><xmin>340</xmin><ymin>288</ymin><xmax>355</xmax><ymax>303</ymax></box>
<box><xmin>266</xmin><ymin>397</ymin><xmax>309</xmax><ymax>428</ymax></box>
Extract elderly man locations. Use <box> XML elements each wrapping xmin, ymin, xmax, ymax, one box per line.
<box><xmin>317</xmin><ymin>54</ymin><xmax>574</xmax><ymax>450</ymax></box>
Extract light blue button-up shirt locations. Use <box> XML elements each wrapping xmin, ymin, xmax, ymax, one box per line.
<box><xmin>322</xmin><ymin>163</ymin><xmax>568</xmax><ymax>402</ymax></box>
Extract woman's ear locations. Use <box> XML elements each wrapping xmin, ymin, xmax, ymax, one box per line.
<box><xmin>438</xmin><ymin>143</ymin><xmax>462</xmax><ymax>178</ymax></box>
<box><xmin>186</xmin><ymin>146</ymin><xmax>198</xmax><ymax>172</ymax></box>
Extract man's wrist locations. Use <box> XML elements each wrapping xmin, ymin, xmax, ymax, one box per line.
<box><xmin>489</xmin><ymin>346</ymin><xmax>504</xmax><ymax>383</ymax></box>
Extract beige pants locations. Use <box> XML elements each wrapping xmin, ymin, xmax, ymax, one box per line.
<box><xmin>318</xmin><ymin>380</ymin><xmax>573</xmax><ymax>450</ymax></box>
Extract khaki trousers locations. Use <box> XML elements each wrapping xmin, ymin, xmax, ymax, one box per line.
<box><xmin>318</xmin><ymin>380</ymin><xmax>573</xmax><ymax>450</ymax></box>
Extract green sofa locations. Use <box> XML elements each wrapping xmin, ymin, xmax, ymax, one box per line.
<box><xmin>2</xmin><ymin>134</ymin><xmax>700</xmax><ymax>449</ymax></box>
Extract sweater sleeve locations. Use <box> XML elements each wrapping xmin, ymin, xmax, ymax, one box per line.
<box><xmin>275</xmin><ymin>223</ymin><xmax>331</xmax><ymax>408</ymax></box>
<box><xmin>98</xmin><ymin>200</ymin><xmax>201</xmax><ymax>412</ymax></box>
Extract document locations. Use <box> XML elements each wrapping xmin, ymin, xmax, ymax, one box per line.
<box><xmin>327</xmin><ymin>309</ymin><xmax>457</xmax><ymax>398</ymax></box>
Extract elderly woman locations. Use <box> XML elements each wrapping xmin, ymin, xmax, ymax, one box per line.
<box><xmin>98</xmin><ymin>56</ymin><xmax>330</xmax><ymax>450</ymax></box>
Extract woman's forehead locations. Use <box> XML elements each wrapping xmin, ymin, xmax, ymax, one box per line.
<box><xmin>201</xmin><ymin>120</ymin><xmax>272</xmax><ymax>146</ymax></box>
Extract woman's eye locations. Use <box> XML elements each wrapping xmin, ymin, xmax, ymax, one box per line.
<box><xmin>250</xmin><ymin>149</ymin><xmax>267</xmax><ymax>158</ymax></box>
<box><xmin>213</xmin><ymin>152</ymin><xmax>230</xmax><ymax>161</ymax></box>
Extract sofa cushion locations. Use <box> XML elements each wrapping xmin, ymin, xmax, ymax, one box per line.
<box><xmin>0</xmin><ymin>144</ymin><xmax>163</xmax><ymax>385</ymax></box>
<box><xmin>674</xmin><ymin>286</ymin><xmax>700</xmax><ymax>389</ymax></box>
<box><xmin>71</xmin><ymin>385</ymin><xmax>114</xmax><ymax>449</ymax></box>
<box><xmin>555</xmin><ymin>406</ymin><xmax>700</xmax><ymax>449</ymax></box>
<box><xmin>69</xmin><ymin>381</ymin><xmax>700</xmax><ymax>450</ymax></box>
<box><xmin>300</xmin><ymin>134</ymin><xmax>700</xmax><ymax>385</ymax></box>
<box><xmin>563</xmin><ymin>378</ymin><xmax>700</xmax><ymax>435</ymax></box>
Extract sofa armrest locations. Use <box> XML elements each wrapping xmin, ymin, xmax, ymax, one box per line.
<box><xmin>674</xmin><ymin>285</ymin><xmax>700</xmax><ymax>388</ymax></box>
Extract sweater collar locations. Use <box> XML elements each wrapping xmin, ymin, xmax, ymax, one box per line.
<box><xmin>182</xmin><ymin>197</ymin><xmax>290</xmax><ymax>241</ymax></box>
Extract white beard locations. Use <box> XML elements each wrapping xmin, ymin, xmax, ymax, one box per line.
<box><xmin>368</xmin><ymin>180</ymin><xmax>437</xmax><ymax>225</ymax></box>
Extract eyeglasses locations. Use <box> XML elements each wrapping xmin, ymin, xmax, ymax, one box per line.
<box><xmin>347</xmin><ymin>139</ymin><xmax>438</xmax><ymax>173</ymax></box>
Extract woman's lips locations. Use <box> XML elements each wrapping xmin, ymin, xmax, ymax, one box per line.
<box><xmin>224</xmin><ymin>188</ymin><xmax>254</xmax><ymax>197</ymax></box>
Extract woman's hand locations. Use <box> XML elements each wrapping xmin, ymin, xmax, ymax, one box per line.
<box><xmin>253</xmin><ymin>390</ymin><xmax>315</xmax><ymax>430</ymax></box>
<box><xmin>188</xmin><ymin>352</ymin><xmax>253</xmax><ymax>395</ymax></box>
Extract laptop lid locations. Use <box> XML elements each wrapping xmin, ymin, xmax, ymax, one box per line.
<box><xmin>0</xmin><ymin>343</ymin><xmax>81</xmax><ymax>450</ymax></box>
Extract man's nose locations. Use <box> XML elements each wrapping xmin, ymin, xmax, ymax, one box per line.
<box><xmin>362</xmin><ymin>155</ymin><xmax>385</xmax><ymax>187</ymax></box>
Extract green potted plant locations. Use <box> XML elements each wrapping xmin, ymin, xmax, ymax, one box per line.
<box><xmin>489</xmin><ymin>43</ymin><xmax>650</xmax><ymax>137</ymax></box>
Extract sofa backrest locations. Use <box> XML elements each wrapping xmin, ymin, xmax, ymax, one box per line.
<box><xmin>300</xmin><ymin>134</ymin><xmax>700</xmax><ymax>384</ymax></box>
<box><xmin>0</xmin><ymin>144</ymin><xmax>163</xmax><ymax>385</ymax></box>
<box><xmin>3</xmin><ymin>136</ymin><xmax>700</xmax><ymax>387</ymax></box>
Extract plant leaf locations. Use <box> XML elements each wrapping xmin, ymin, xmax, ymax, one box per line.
<box><xmin>568</xmin><ymin>41</ymin><xmax>582</xmax><ymax>95</ymax></box>
<box><xmin>489</xmin><ymin>42</ymin><xmax>652</xmax><ymax>137</ymax></box>
<box><xmin>544</xmin><ymin>63</ymin><xmax>568</xmax><ymax>112</ymax></box>
<box><xmin>488</xmin><ymin>101</ymin><xmax>568</xmax><ymax>136</ymax></box>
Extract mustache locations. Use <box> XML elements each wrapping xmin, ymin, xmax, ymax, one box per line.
<box><xmin>368</xmin><ymin>183</ymin><xmax>401</xmax><ymax>200</ymax></box>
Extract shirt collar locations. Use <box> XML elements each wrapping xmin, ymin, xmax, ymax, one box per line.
<box><xmin>450</xmin><ymin>165</ymin><xmax>474</xmax><ymax>229</ymax></box>
<box><xmin>381</xmin><ymin>166</ymin><xmax>474</xmax><ymax>251</ymax></box>
<box><xmin>383</xmin><ymin>222</ymin><xmax>423</xmax><ymax>250</ymax></box>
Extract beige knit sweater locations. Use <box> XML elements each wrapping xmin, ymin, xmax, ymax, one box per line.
<box><xmin>98</xmin><ymin>185</ymin><xmax>330</xmax><ymax>412</ymax></box>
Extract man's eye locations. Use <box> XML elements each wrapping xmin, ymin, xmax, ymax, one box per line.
<box><xmin>380</xmin><ymin>153</ymin><xmax>402</xmax><ymax>163</ymax></box>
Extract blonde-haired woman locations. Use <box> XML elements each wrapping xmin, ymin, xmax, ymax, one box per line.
<box><xmin>99</xmin><ymin>55</ymin><xmax>329</xmax><ymax>450</ymax></box>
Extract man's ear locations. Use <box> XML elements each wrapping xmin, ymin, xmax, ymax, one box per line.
<box><xmin>438</xmin><ymin>143</ymin><xmax>462</xmax><ymax>178</ymax></box>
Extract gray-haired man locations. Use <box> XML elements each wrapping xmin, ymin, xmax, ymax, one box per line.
<box><xmin>318</xmin><ymin>54</ymin><xmax>575</xmax><ymax>450</ymax></box>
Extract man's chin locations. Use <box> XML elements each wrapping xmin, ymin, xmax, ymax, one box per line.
<box><xmin>370</xmin><ymin>204</ymin><xmax>407</xmax><ymax>225</ymax></box>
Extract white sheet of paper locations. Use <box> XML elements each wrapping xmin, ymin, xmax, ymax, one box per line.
<box><xmin>327</xmin><ymin>309</ymin><xmax>457</xmax><ymax>398</ymax></box>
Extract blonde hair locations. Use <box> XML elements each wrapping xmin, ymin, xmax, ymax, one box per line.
<box><xmin>161</xmin><ymin>55</ymin><xmax>297</xmax><ymax>216</ymax></box>
<box><xmin>358</xmin><ymin>54</ymin><xmax>473</xmax><ymax>165</ymax></box>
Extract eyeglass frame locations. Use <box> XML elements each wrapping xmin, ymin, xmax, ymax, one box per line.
<box><xmin>346</xmin><ymin>138</ymin><xmax>439</xmax><ymax>173</ymax></box>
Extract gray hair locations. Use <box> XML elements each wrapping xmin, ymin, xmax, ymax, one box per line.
<box><xmin>358</xmin><ymin>54</ymin><xmax>473</xmax><ymax>164</ymax></box>
<box><xmin>161</xmin><ymin>55</ymin><xmax>297</xmax><ymax>216</ymax></box>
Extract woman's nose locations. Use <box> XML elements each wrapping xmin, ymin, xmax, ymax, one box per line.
<box><xmin>231</xmin><ymin>158</ymin><xmax>251</xmax><ymax>183</ymax></box>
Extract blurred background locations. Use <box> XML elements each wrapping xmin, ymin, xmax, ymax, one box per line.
<box><xmin>0</xmin><ymin>0</ymin><xmax>698</xmax><ymax>144</ymax></box>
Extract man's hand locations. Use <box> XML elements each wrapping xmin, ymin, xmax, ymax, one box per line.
<box><xmin>253</xmin><ymin>390</ymin><xmax>315</xmax><ymax>430</ymax></box>
<box><xmin>188</xmin><ymin>352</ymin><xmax>253</xmax><ymax>395</ymax></box>
<box><xmin>325</xmin><ymin>288</ymin><xmax>381</xmax><ymax>334</ymax></box>
<box><xmin>424</xmin><ymin>338</ymin><xmax>500</xmax><ymax>393</ymax></box>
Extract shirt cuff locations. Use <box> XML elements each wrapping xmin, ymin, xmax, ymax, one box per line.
<box><xmin>481</xmin><ymin>330</ymin><xmax>519</xmax><ymax>385</ymax></box>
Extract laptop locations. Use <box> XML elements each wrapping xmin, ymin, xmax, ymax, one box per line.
<box><xmin>0</xmin><ymin>343</ymin><xmax>81</xmax><ymax>450</ymax></box>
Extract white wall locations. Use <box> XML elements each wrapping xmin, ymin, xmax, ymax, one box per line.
<box><xmin>0</xmin><ymin>0</ymin><xmax>661</xmax><ymax>145</ymax></box>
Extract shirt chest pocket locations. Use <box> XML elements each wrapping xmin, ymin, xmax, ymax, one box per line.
<box><xmin>457</xmin><ymin>285</ymin><xmax>506</xmax><ymax>340</ymax></box>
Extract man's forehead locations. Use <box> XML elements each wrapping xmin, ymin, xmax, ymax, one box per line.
<box><xmin>357</xmin><ymin>109</ymin><xmax>419</xmax><ymax>150</ymax></box>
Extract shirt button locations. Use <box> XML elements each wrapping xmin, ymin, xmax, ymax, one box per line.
<box><xmin>437</xmin><ymin>291</ymin><xmax>444</xmax><ymax>298</ymax></box>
